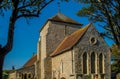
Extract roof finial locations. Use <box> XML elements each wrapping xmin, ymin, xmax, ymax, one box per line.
<box><xmin>57</xmin><ymin>2</ymin><xmax>61</xmax><ymax>13</ymax></box>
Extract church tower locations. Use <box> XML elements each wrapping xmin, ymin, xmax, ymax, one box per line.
<box><xmin>38</xmin><ymin>13</ymin><xmax>82</xmax><ymax>79</ymax></box>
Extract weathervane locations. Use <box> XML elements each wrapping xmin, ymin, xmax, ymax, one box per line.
<box><xmin>57</xmin><ymin>1</ymin><xmax>61</xmax><ymax>13</ymax></box>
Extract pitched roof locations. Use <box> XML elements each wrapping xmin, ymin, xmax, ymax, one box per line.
<box><xmin>50</xmin><ymin>23</ymin><xmax>92</xmax><ymax>57</ymax></box>
<box><xmin>40</xmin><ymin>13</ymin><xmax>82</xmax><ymax>32</ymax></box>
<box><xmin>23</xmin><ymin>55</ymin><xmax>37</xmax><ymax>68</ymax></box>
<box><xmin>49</xmin><ymin>12</ymin><xmax>82</xmax><ymax>25</ymax></box>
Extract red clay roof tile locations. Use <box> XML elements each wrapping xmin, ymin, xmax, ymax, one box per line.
<box><xmin>50</xmin><ymin>23</ymin><xmax>92</xmax><ymax>57</ymax></box>
<box><xmin>23</xmin><ymin>55</ymin><xmax>37</xmax><ymax>68</ymax></box>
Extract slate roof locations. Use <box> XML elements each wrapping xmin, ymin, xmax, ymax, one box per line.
<box><xmin>49</xmin><ymin>13</ymin><xmax>82</xmax><ymax>25</ymax></box>
<box><xmin>40</xmin><ymin>13</ymin><xmax>82</xmax><ymax>32</ymax></box>
<box><xmin>23</xmin><ymin>55</ymin><xmax>37</xmax><ymax>68</ymax></box>
<box><xmin>50</xmin><ymin>23</ymin><xmax>92</xmax><ymax>57</ymax></box>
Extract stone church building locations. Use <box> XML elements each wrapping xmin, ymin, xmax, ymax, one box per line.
<box><xmin>36</xmin><ymin>13</ymin><xmax>111</xmax><ymax>79</ymax></box>
<box><xmin>9</xmin><ymin>13</ymin><xmax>111</xmax><ymax>79</ymax></box>
<box><xmin>8</xmin><ymin>55</ymin><xmax>37</xmax><ymax>79</ymax></box>
<box><xmin>16</xmin><ymin>55</ymin><xmax>37</xmax><ymax>79</ymax></box>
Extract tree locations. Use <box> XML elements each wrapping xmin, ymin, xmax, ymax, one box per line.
<box><xmin>111</xmin><ymin>44</ymin><xmax>120</xmax><ymax>74</ymax></box>
<box><xmin>111</xmin><ymin>44</ymin><xmax>120</xmax><ymax>58</ymax></box>
<box><xmin>2</xmin><ymin>70</ymin><xmax>12</xmax><ymax>79</ymax></box>
<box><xmin>111</xmin><ymin>60</ymin><xmax>120</xmax><ymax>74</ymax></box>
<box><xmin>76</xmin><ymin>0</ymin><xmax>120</xmax><ymax>48</ymax></box>
<box><xmin>111</xmin><ymin>60</ymin><xmax>120</xmax><ymax>79</ymax></box>
<box><xmin>0</xmin><ymin>0</ymin><xmax>54</xmax><ymax>78</ymax></box>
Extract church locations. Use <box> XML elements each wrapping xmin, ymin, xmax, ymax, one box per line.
<box><xmin>8</xmin><ymin>13</ymin><xmax>111</xmax><ymax>79</ymax></box>
<box><xmin>36</xmin><ymin>13</ymin><xmax>111</xmax><ymax>79</ymax></box>
<box><xmin>8</xmin><ymin>54</ymin><xmax>37</xmax><ymax>79</ymax></box>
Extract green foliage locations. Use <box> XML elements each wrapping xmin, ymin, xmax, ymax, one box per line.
<box><xmin>111</xmin><ymin>61</ymin><xmax>120</xmax><ymax>73</ymax></box>
<box><xmin>0</xmin><ymin>0</ymin><xmax>54</xmax><ymax>18</ymax></box>
<box><xmin>77</xmin><ymin>6</ymin><xmax>95</xmax><ymax>17</ymax></box>
<box><xmin>111</xmin><ymin>44</ymin><xmax>120</xmax><ymax>58</ymax></box>
<box><xmin>111</xmin><ymin>44</ymin><xmax>120</xmax><ymax>73</ymax></box>
<box><xmin>76</xmin><ymin>0</ymin><xmax>120</xmax><ymax>47</ymax></box>
<box><xmin>3</xmin><ymin>70</ymin><xmax>13</xmax><ymax>79</ymax></box>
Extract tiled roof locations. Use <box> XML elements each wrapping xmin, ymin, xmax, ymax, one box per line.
<box><xmin>50</xmin><ymin>23</ymin><xmax>92</xmax><ymax>57</ymax></box>
<box><xmin>49</xmin><ymin>12</ymin><xmax>82</xmax><ymax>25</ymax></box>
<box><xmin>40</xmin><ymin>13</ymin><xmax>82</xmax><ymax>32</ymax></box>
<box><xmin>23</xmin><ymin>55</ymin><xmax>37</xmax><ymax>68</ymax></box>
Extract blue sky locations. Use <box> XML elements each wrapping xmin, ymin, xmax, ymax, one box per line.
<box><xmin>0</xmin><ymin>0</ymin><xmax>114</xmax><ymax>70</ymax></box>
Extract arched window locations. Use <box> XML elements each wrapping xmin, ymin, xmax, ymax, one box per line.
<box><xmin>83</xmin><ymin>52</ymin><xmax>87</xmax><ymax>74</ymax></box>
<box><xmin>22</xmin><ymin>73</ymin><xmax>24</xmax><ymax>79</ymax></box>
<box><xmin>91</xmin><ymin>52</ymin><xmax>95</xmax><ymax>73</ymax></box>
<box><xmin>24</xmin><ymin>74</ymin><xmax>27</xmax><ymax>79</ymax></box>
<box><xmin>99</xmin><ymin>53</ymin><xmax>104</xmax><ymax>73</ymax></box>
<box><xmin>28</xmin><ymin>73</ymin><xmax>31</xmax><ymax>78</ymax></box>
<box><xmin>19</xmin><ymin>73</ymin><xmax>21</xmax><ymax>78</ymax></box>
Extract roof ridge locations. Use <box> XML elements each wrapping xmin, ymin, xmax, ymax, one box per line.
<box><xmin>70</xmin><ymin>23</ymin><xmax>92</xmax><ymax>36</ymax></box>
<box><xmin>23</xmin><ymin>55</ymin><xmax>37</xmax><ymax>68</ymax></box>
<box><xmin>49</xmin><ymin>13</ymin><xmax>82</xmax><ymax>25</ymax></box>
<box><xmin>50</xmin><ymin>23</ymin><xmax>92</xmax><ymax>57</ymax></box>
<box><xmin>40</xmin><ymin>13</ymin><xmax>82</xmax><ymax>32</ymax></box>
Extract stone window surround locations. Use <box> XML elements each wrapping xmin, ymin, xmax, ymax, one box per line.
<box><xmin>90</xmin><ymin>52</ymin><xmax>97</xmax><ymax>74</ymax></box>
<box><xmin>18</xmin><ymin>72</ymin><xmax>33</xmax><ymax>79</ymax></box>
<box><xmin>81</xmin><ymin>52</ymin><xmax>105</xmax><ymax>75</ymax></box>
<box><xmin>81</xmin><ymin>52</ymin><xmax>89</xmax><ymax>75</ymax></box>
<box><xmin>98</xmin><ymin>53</ymin><xmax>105</xmax><ymax>74</ymax></box>
<box><xmin>89</xmin><ymin>37</ymin><xmax>97</xmax><ymax>45</ymax></box>
<box><xmin>27</xmin><ymin>72</ymin><xmax>33</xmax><ymax>78</ymax></box>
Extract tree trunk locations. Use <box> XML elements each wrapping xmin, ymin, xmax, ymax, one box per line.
<box><xmin>106</xmin><ymin>11</ymin><xmax>120</xmax><ymax>48</ymax></box>
<box><xmin>0</xmin><ymin>54</ymin><xmax>5</xmax><ymax>79</ymax></box>
<box><xmin>0</xmin><ymin>1</ymin><xmax>20</xmax><ymax>78</ymax></box>
<box><xmin>0</xmin><ymin>13</ymin><xmax>16</xmax><ymax>79</ymax></box>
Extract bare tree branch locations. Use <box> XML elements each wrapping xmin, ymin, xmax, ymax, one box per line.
<box><xmin>17</xmin><ymin>14</ymin><xmax>39</xmax><ymax>19</ymax></box>
<box><xmin>39</xmin><ymin>0</ymin><xmax>54</xmax><ymax>11</ymax></box>
<box><xmin>17</xmin><ymin>0</ymin><xmax>54</xmax><ymax>19</ymax></box>
<box><xmin>0</xmin><ymin>0</ymin><xmax>3</xmax><ymax>4</ymax></box>
<box><xmin>18</xmin><ymin>0</ymin><xmax>35</xmax><ymax>9</ymax></box>
<box><xmin>0</xmin><ymin>1</ymin><xmax>11</xmax><ymax>9</ymax></box>
<box><xmin>0</xmin><ymin>0</ymin><xmax>54</xmax><ymax>78</ymax></box>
